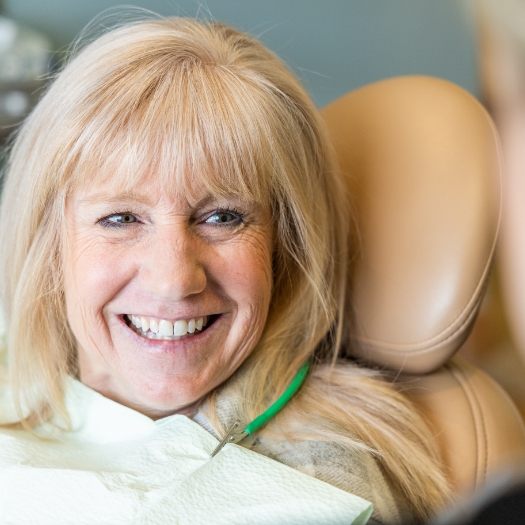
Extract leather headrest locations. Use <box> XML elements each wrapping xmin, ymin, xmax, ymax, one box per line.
<box><xmin>321</xmin><ymin>76</ymin><xmax>501</xmax><ymax>374</ymax></box>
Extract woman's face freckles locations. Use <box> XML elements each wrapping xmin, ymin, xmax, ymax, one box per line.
<box><xmin>63</xmin><ymin>177</ymin><xmax>273</xmax><ymax>419</ymax></box>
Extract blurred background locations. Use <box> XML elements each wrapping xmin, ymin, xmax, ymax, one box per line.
<box><xmin>1</xmin><ymin>0</ymin><xmax>525</xmax><ymax>419</ymax></box>
<box><xmin>0</xmin><ymin>0</ymin><xmax>479</xmax><ymax>107</ymax></box>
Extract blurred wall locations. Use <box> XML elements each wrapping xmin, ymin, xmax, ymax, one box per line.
<box><xmin>3</xmin><ymin>0</ymin><xmax>479</xmax><ymax>107</ymax></box>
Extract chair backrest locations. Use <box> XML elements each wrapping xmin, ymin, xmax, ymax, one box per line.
<box><xmin>321</xmin><ymin>76</ymin><xmax>525</xmax><ymax>495</ymax></box>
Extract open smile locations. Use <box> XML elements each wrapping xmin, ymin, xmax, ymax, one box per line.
<box><xmin>124</xmin><ymin>314</ymin><xmax>217</xmax><ymax>341</ymax></box>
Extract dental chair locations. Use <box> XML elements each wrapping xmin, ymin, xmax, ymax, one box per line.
<box><xmin>321</xmin><ymin>76</ymin><xmax>525</xmax><ymax>497</ymax></box>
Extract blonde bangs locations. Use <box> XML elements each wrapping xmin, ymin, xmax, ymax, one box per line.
<box><xmin>63</xmin><ymin>55</ymin><xmax>292</xmax><ymax>207</ymax></box>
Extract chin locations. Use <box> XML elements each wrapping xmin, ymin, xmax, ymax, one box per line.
<box><xmin>109</xmin><ymin>371</ymin><xmax>208</xmax><ymax>418</ymax></box>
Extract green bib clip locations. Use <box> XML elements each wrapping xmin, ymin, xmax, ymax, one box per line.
<box><xmin>209</xmin><ymin>361</ymin><xmax>310</xmax><ymax>458</ymax></box>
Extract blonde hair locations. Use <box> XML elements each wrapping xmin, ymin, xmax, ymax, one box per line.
<box><xmin>0</xmin><ymin>16</ymin><xmax>449</xmax><ymax>521</ymax></box>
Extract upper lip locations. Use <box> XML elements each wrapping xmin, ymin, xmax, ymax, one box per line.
<box><xmin>121</xmin><ymin>312</ymin><xmax>219</xmax><ymax>322</ymax></box>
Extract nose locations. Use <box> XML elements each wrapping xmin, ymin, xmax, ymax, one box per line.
<box><xmin>139</xmin><ymin>224</ymin><xmax>206</xmax><ymax>301</ymax></box>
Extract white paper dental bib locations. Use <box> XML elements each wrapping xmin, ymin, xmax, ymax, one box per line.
<box><xmin>0</xmin><ymin>380</ymin><xmax>372</xmax><ymax>525</ymax></box>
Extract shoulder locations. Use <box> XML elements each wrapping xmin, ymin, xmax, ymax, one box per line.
<box><xmin>194</xmin><ymin>400</ymin><xmax>406</xmax><ymax>524</ymax></box>
<box><xmin>262</xmin><ymin>438</ymin><xmax>407</xmax><ymax>525</ymax></box>
<box><xmin>194</xmin><ymin>371</ymin><xmax>412</xmax><ymax>524</ymax></box>
<box><xmin>0</xmin><ymin>373</ymin><xmax>21</xmax><ymax>425</ymax></box>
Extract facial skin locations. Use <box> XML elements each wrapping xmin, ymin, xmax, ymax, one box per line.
<box><xmin>63</xmin><ymin>176</ymin><xmax>273</xmax><ymax>420</ymax></box>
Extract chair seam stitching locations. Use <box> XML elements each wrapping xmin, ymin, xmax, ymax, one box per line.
<box><xmin>447</xmin><ymin>361</ymin><xmax>488</xmax><ymax>489</ymax></box>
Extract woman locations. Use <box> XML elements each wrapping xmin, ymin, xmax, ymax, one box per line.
<box><xmin>0</xmin><ymin>16</ymin><xmax>449</xmax><ymax>524</ymax></box>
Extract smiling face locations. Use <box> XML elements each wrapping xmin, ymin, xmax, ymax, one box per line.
<box><xmin>63</xmin><ymin>176</ymin><xmax>273</xmax><ymax>419</ymax></box>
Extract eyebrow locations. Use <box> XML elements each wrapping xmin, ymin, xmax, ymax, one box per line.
<box><xmin>78</xmin><ymin>192</ymin><xmax>154</xmax><ymax>207</ymax></box>
<box><xmin>76</xmin><ymin>190</ymin><xmax>235</xmax><ymax>211</ymax></box>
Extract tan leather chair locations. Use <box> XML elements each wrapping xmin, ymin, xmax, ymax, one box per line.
<box><xmin>321</xmin><ymin>76</ymin><xmax>525</xmax><ymax>497</ymax></box>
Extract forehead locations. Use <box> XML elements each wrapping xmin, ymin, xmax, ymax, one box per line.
<box><xmin>65</xmin><ymin>117</ymin><xmax>272</xmax><ymax>212</ymax></box>
<box><xmin>61</xmin><ymin>61</ymin><xmax>279</xmax><ymax>210</ymax></box>
<box><xmin>70</xmin><ymin>174</ymin><xmax>257</xmax><ymax>212</ymax></box>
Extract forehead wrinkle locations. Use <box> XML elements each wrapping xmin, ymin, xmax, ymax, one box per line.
<box><xmin>74</xmin><ymin>183</ymin><xmax>236</xmax><ymax>213</ymax></box>
<box><xmin>76</xmin><ymin>190</ymin><xmax>157</xmax><ymax>207</ymax></box>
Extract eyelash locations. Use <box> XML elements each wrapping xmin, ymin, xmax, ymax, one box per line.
<box><xmin>205</xmin><ymin>207</ymin><xmax>245</xmax><ymax>227</ymax></box>
<box><xmin>97</xmin><ymin>207</ymin><xmax>245</xmax><ymax>229</ymax></box>
<box><xmin>98</xmin><ymin>211</ymin><xmax>138</xmax><ymax>229</ymax></box>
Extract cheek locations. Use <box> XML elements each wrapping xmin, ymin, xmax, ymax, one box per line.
<box><xmin>64</xmin><ymin>236</ymin><xmax>134</xmax><ymax>337</ymax></box>
<box><xmin>212</xmin><ymin>233</ymin><xmax>273</xmax><ymax>321</ymax></box>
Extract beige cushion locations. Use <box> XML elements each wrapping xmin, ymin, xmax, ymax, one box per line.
<box><xmin>321</xmin><ymin>77</ymin><xmax>525</xmax><ymax>497</ymax></box>
<box><xmin>404</xmin><ymin>356</ymin><xmax>525</xmax><ymax>495</ymax></box>
<box><xmin>321</xmin><ymin>76</ymin><xmax>501</xmax><ymax>374</ymax></box>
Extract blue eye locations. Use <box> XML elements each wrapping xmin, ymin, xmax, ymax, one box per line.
<box><xmin>206</xmin><ymin>209</ymin><xmax>243</xmax><ymax>226</ymax></box>
<box><xmin>99</xmin><ymin>213</ymin><xmax>137</xmax><ymax>228</ymax></box>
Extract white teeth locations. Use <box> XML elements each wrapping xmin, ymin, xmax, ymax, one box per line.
<box><xmin>150</xmin><ymin>319</ymin><xmax>159</xmax><ymax>334</ymax></box>
<box><xmin>128</xmin><ymin>314</ymin><xmax>210</xmax><ymax>339</ymax></box>
<box><xmin>173</xmin><ymin>320</ymin><xmax>188</xmax><ymax>336</ymax></box>
<box><xmin>158</xmin><ymin>319</ymin><xmax>173</xmax><ymax>336</ymax></box>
